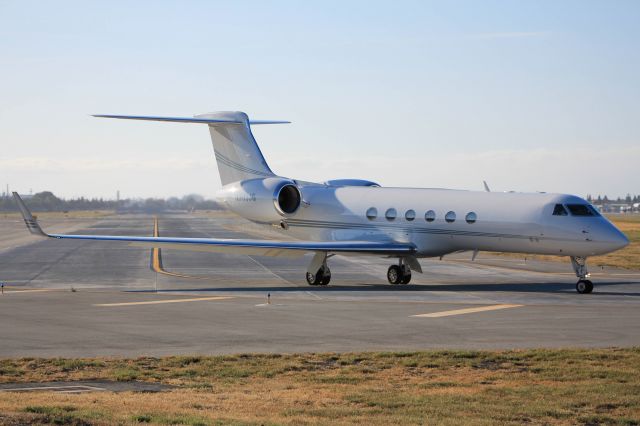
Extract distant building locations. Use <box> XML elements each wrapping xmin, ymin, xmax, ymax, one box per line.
<box><xmin>594</xmin><ymin>202</ymin><xmax>639</xmax><ymax>214</ymax></box>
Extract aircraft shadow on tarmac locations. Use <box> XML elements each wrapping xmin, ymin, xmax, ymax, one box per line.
<box><xmin>131</xmin><ymin>280</ymin><xmax>640</xmax><ymax>297</ymax></box>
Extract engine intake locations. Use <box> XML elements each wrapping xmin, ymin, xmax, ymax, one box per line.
<box><xmin>274</xmin><ymin>183</ymin><xmax>301</xmax><ymax>215</ymax></box>
<box><xmin>217</xmin><ymin>177</ymin><xmax>303</xmax><ymax>222</ymax></box>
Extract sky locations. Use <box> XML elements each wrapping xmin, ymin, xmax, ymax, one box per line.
<box><xmin>0</xmin><ymin>0</ymin><xmax>638</xmax><ymax>199</ymax></box>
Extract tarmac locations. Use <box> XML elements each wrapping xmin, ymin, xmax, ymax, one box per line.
<box><xmin>1</xmin><ymin>212</ymin><xmax>639</xmax><ymax>357</ymax></box>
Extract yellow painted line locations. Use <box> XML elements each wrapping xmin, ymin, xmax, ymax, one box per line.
<box><xmin>94</xmin><ymin>296</ymin><xmax>232</xmax><ymax>307</ymax></box>
<box><xmin>150</xmin><ymin>218</ymin><xmax>209</xmax><ymax>280</ymax></box>
<box><xmin>412</xmin><ymin>304</ymin><xmax>523</xmax><ymax>318</ymax></box>
<box><xmin>151</xmin><ymin>216</ymin><xmax>162</xmax><ymax>271</ymax></box>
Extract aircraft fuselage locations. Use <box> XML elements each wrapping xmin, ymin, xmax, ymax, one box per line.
<box><xmin>219</xmin><ymin>181</ymin><xmax>628</xmax><ymax>259</ymax></box>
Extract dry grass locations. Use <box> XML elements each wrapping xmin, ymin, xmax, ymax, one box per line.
<box><xmin>490</xmin><ymin>215</ymin><xmax>640</xmax><ymax>270</ymax></box>
<box><xmin>589</xmin><ymin>216</ymin><xmax>640</xmax><ymax>269</ymax></box>
<box><xmin>1</xmin><ymin>349</ymin><xmax>639</xmax><ymax>425</ymax></box>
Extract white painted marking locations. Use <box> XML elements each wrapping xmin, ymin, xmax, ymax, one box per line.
<box><xmin>4</xmin><ymin>289</ymin><xmax>58</xmax><ymax>294</ymax></box>
<box><xmin>305</xmin><ymin>291</ymin><xmax>324</xmax><ymax>300</ymax></box>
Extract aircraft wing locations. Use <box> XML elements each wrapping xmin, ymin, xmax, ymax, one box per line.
<box><xmin>12</xmin><ymin>193</ymin><xmax>415</xmax><ymax>258</ymax></box>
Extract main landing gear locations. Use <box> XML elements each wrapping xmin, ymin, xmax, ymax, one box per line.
<box><xmin>306</xmin><ymin>265</ymin><xmax>331</xmax><ymax>286</ymax></box>
<box><xmin>306</xmin><ymin>252</ymin><xmax>332</xmax><ymax>286</ymax></box>
<box><xmin>387</xmin><ymin>259</ymin><xmax>411</xmax><ymax>285</ymax></box>
<box><xmin>571</xmin><ymin>256</ymin><xmax>593</xmax><ymax>294</ymax></box>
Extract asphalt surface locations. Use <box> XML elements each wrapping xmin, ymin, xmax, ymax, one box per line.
<box><xmin>1</xmin><ymin>212</ymin><xmax>639</xmax><ymax>357</ymax></box>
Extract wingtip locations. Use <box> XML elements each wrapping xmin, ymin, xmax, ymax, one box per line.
<box><xmin>12</xmin><ymin>192</ymin><xmax>48</xmax><ymax>238</ymax></box>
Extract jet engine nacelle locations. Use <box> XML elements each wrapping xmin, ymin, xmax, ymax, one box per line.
<box><xmin>217</xmin><ymin>177</ymin><xmax>302</xmax><ymax>223</ymax></box>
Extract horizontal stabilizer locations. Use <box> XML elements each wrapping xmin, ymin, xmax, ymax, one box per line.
<box><xmin>92</xmin><ymin>114</ymin><xmax>290</xmax><ymax>125</ymax></box>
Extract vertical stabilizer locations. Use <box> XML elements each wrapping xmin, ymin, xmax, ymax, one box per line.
<box><xmin>195</xmin><ymin>111</ymin><xmax>275</xmax><ymax>185</ymax></box>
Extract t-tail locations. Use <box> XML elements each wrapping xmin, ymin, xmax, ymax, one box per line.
<box><xmin>93</xmin><ymin>111</ymin><xmax>290</xmax><ymax>185</ymax></box>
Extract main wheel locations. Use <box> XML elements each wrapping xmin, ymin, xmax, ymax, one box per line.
<box><xmin>306</xmin><ymin>270</ymin><xmax>321</xmax><ymax>285</ymax></box>
<box><xmin>576</xmin><ymin>279</ymin><xmax>593</xmax><ymax>294</ymax></box>
<box><xmin>401</xmin><ymin>272</ymin><xmax>412</xmax><ymax>284</ymax></box>
<box><xmin>387</xmin><ymin>265</ymin><xmax>402</xmax><ymax>285</ymax></box>
<box><xmin>320</xmin><ymin>267</ymin><xmax>331</xmax><ymax>286</ymax></box>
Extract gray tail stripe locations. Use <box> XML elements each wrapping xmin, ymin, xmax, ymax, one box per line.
<box><xmin>215</xmin><ymin>152</ymin><xmax>273</xmax><ymax>177</ymax></box>
<box><xmin>216</xmin><ymin>157</ymin><xmax>272</xmax><ymax>177</ymax></box>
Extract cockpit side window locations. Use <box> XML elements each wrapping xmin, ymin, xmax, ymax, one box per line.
<box><xmin>566</xmin><ymin>204</ymin><xmax>599</xmax><ymax>216</ymax></box>
<box><xmin>552</xmin><ymin>204</ymin><xmax>568</xmax><ymax>216</ymax></box>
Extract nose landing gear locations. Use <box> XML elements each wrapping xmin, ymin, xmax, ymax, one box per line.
<box><xmin>576</xmin><ymin>279</ymin><xmax>593</xmax><ymax>294</ymax></box>
<box><xmin>571</xmin><ymin>256</ymin><xmax>593</xmax><ymax>294</ymax></box>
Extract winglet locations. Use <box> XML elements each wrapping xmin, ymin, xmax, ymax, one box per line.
<box><xmin>12</xmin><ymin>192</ymin><xmax>48</xmax><ymax>237</ymax></box>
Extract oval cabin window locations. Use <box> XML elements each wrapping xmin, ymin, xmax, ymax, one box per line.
<box><xmin>425</xmin><ymin>210</ymin><xmax>436</xmax><ymax>222</ymax></box>
<box><xmin>465</xmin><ymin>212</ymin><xmax>477</xmax><ymax>224</ymax></box>
<box><xmin>366</xmin><ymin>207</ymin><xmax>377</xmax><ymax>220</ymax></box>
<box><xmin>405</xmin><ymin>209</ymin><xmax>416</xmax><ymax>221</ymax></box>
<box><xmin>445</xmin><ymin>211</ymin><xmax>456</xmax><ymax>223</ymax></box>
<box><xmin>385</xmin><ymin>208</ymin><xmax>397</xmax><ymax>221</ymax></box>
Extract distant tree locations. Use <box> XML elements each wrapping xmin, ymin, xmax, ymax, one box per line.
<box><xmin>166</xmin><ymin>197</ymin><xmax>181</xmax><ymax>210</ymax></box>
<box><xmin>31</xmin><ymin>191</ymin><xmax>63</xmax><ymax>210</ymax></box>
<box><xmin>0</xmin><ymin>190</ymin><xmax>220</xmax><ymax>212</ymax></box>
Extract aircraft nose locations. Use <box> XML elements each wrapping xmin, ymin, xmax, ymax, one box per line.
<box><xmin>606</xmin><ymin>225</ymin><xmax>629</xmax><ymax>252</ymax></box>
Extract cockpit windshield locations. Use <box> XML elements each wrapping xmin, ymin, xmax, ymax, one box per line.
<box><xmin>566</xmin><ymin>204</ymin><xmax>600</xmax><ymax>217</ymax></box>
<box><xmin>552</xmin><ymin>203</ymin><xmax>600</xmax><ymax>217</ymax></box>
<box><xmin>552</xmin><ymin>204</ymin><xmax>568</xmax><ymax>216</ymax></box>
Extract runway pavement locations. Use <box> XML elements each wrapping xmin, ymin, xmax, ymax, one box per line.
<box><xmin>1</xmin><ymin>212</ymin><xmax>639</xmax><ymax>357</ymax></box>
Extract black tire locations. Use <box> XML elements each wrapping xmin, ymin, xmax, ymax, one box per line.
<box><xmin>401</xmin><ymin>272</ymin><xmax>412</xmax><ymax>284</ymax></box>
<box><xmin>576</xmin><ymin>279</ymin><xmax>593</xmax><ymax>294</ymax></box>
<box><xmin>320</xmin><ymin>268</ymin><xmax>331</xmax><ymax>286</ymax></box>
<box><xmin>306</xmin><ymin>271</ymin><xmax>320</xmax><ymax>285</ymax></box>
<box><xmin>584</xmin><ymin>280</ymin><xmax>593</xmax><ymax>293</ymax></box>
<box><xmin>387</xmin><ymin>265</ymin><xmax>402</xmax><ymax>285</ymax></box>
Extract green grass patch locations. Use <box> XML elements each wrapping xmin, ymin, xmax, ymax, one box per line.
<box><xmin>132</xmin><ymin>413</ymin><xmax>211</xmax><ymax>425</ymax></box>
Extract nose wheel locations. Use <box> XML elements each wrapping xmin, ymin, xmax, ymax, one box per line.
<box><xmin>571</xmin><ymin>257</ymin><xmax>594</xmax><ymax>294</ymax></box>
<box><xmin>576</xmin><ymin>279</ymin><xmax>593</xmax><ymax>294</ymax></box>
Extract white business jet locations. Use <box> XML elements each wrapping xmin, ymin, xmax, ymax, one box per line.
<box><xmin>13</xmin><ymin>111</ymin><xmax>629</xmax><ymax>294</ymax></box>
